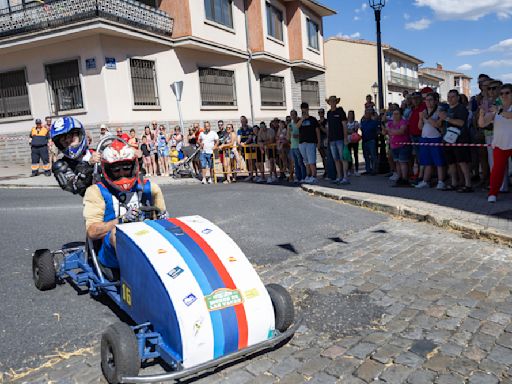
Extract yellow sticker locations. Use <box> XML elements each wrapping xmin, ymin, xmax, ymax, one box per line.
<box><xmin>134</xmin><ymin>229</ymin><xmax>150</xmax><ymax>236</ymax></box>
<box><xmin>244</xmin><ymin>288</ymin><xmax>260</xmax><ymax>300</ymax></box>
<box><xmin>228</xmin><ymin>256</ymin><xmax>237</xmax><ymax>262</ymax></box>
<box><xmin>122</xmin><ymin>282</ymin><xmax>132</xmax><ymax>306</ymax></box>
<box><xmin>158</xmin><ymin>249</ymin><xmax>167</xmax><ymax>254</ymax></box>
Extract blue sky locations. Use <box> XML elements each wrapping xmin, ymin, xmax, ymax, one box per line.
<box><xmin>321</xmin><ymin>0</ymin><xmax>512</xmax><ymax>94</ymax></box>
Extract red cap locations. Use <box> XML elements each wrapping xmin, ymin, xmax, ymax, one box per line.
<box><xmin>421</xmin><ymin>87</ymin><xmax>434</xmax><ymax>94</ymax></box>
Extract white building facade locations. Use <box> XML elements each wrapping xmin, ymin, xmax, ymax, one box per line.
<box><xmin>0</xmin><ymin>0</ymin><xmax>334</xmax><ymax>164</ymax></box>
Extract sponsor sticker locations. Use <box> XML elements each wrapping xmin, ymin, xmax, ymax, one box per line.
<box><xmin>134</xmin><ymin>229</ymin><xmax>150</xmax><ymax>236</ymax></box>
<box><xmin>122</xmin><ymin>282</ymin><xmax>132</xmax><ymax>306</ymax></box>
<box><xmin>193</xmin><ymin>317</ymin><xmax>204</xmax><ymax>336</ymax></box>
<box><xmin>267</xmin><ymin>328</ymin><xmax>275</xmax><ymax>339</ymax></box>
<box><xmin>157</xmin><ymin>249</ymin><xmax>167</xmax><ymax>254</ymax></box>
<box><xmin>244</xmin><ymin>288</ymin><xmax>260</xmax><ymax>300</ymax></box>
<box><xmin>228</xmin><ymin>256</ymin><xmax>237</xmax><ymax>262</ymax></box>
<box><xmin>201</xmin><ymin>228</ymin><xmax>213</xmax><ymax>235</ymax></box>
<box><xmin>205</xmin><ymin>288</ymin><xmax>243</xmax><ymax>311</ymax></box>
<box><xmin>183</xmin><ymin>294</ymin><xmax>197</xmax><ymax>307</ymax></box>
<box><xmin>168</xmin><ymin>266</ymin><xmax>185</xmax><ymax>279</ymax></box>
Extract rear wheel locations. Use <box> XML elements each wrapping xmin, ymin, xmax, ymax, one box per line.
<box><xmin>266</xmin><ymin>283</ymin><xmax>294</xmax><ymax>333</ymax></box>
<box><xmin>101</xmin><ymin>322</ymin><xmax>140</xmax><ymax>384</ymax></box>
<box><xmin>33</xmin><ymin>249</ymin><xmax>56</xmax><ymax>291</ymax></box>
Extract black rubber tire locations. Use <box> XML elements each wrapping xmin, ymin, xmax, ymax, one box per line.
<box><xmin>266</xmin><ymin>283</ymin><xmax>295</xmax><ymax>333</ymax></box>
<box><xmin>33</xmin><ymin>249</ymin><xmax>56</xmax><ymax>291</ymax></box>
<box><xmin>101</xmin><ymin>322</ymin><xmax>140</xmax><ymax>384</ymax></box>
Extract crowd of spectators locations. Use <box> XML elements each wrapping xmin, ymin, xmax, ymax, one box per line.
<box><xmin>30</xmin><ymin>74</ymin><xmax>511</xmax><ymax>203</ymax></box>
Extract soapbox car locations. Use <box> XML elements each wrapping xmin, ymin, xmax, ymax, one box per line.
<box><xmin>33</xmin><ymin>212</ymin><xmax>298</xmax><ymax>384</ymax></box>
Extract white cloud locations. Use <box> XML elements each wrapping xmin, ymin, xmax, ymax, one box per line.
<box><xmin>456</xmin><ymin>38</ymin><xmax>512</xmax><ymax>56</ymax></box>
<box><xmin>354</xmin><ymin>16</ymin><xmax>360</xmax><ymax>21</ymax></box>
<box><xmin>362</xmin><ymin>3</ymin><xmax>368</xmax><ymax>10</ymax></box>
<box><xmin>501</xmin><ymin>73</ymin><xmax>512</xmax><ymax>81</ymax></box>
<box><xmin>405</xmin><ymin>18</ymin><xmax>432</xmax><ymax>30</ymax></box>
<box><xmin>414</xmin><ymin>0</ymin><xmax>512</xmax><ymax>21</ymax></box>
<box><xmin>336</xmin><ymin>32</ymin><xmax>362</xmax><ymax>39</ymax></box>
<box><xmin>457</xmin><ymin>64</ymin><xmax>472</xmax><ymax>70</ymax></box>
<box><xmin>480</xmin><ymin>59</ymin><xmax>512</xmax><ymax>68</ymax></box>
<box><xmin>403</xmin><ymin>13</ymin><xmax>411</xmax><ymax>20</ymax></box>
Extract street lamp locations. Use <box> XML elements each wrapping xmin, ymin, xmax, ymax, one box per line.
<box><xmin>369</xmin><ymin>0</ymin><xmax>385</xmax><ymax>112</ymax></box>
<box><xmin>371</xmin><ymin>82</ymin><xmax>378</xmax><ymax>106</ymax></box>
<box><xmin>170</xmin><ymin>81</ymin><xmax>184</xmax><ymax>132</ymax></box>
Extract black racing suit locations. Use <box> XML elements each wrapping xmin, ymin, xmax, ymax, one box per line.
<box><xmin>52</xmin><ymin>156</ymin><xmax>94</xmax><ymax>197</ymax></box>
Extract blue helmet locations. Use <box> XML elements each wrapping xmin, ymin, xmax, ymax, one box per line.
<box><xmin>50</xmin><ymin>117</ymin><xmax>87</xmax><ymax>160</ymax></box>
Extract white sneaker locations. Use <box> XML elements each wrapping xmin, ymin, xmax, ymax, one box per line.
<box><xmin>389</xmin><ymin>173</ymin><xmax>399</xmax><ymax>182</ymax></box>
<box><xmin>201</xmin><ymin>178</ymin><xmax>207</xmax><ymax>184</ymax></box>
<box><xmin>309</xmin><ymin>177</ymin><xmax>318</xmax><ymax>184</ymax></box>
<box><xmin>415</xmin><ymin>180</ymin><xmax>430</xmax><ymax>189</ymax></box>
<box><xmin>488</xmin><ymin>195</ymin><xmax>497</xmax><ymax>203</ymax></box>
<box><xmin>436</xmin><ymin>181</ymin><xmax>446</xmax><ymax>190</ymax></box>
<box><xmin>208</xmin><ymin>178</ymin><xmax>212</xmax><ymax>184</ymax></box>
<box><xmin>304</xmin><ymin>176</ymin><xmax>312</xmax><ymax>183</ymax></box>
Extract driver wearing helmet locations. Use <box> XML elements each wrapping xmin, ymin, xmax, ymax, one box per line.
<box><xmin>83</xmin><ymin>138</ymin><xmax>167</xmax><ymax>272</ymax></box>
<box><xmin>50</xmin><ymin>117</ymin><xmax>101</xmax><ymax>196</ymax></box>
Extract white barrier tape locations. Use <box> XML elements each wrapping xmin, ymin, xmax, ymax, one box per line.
<box><xmin>0</xmin><ymin>136</ymin><xmax>29</xmax><ymax>142</ymax></box>
<box><xmin>398</xmin><ymin>142</ymin><xmax>492</xmax><ymax>147</ymax></box>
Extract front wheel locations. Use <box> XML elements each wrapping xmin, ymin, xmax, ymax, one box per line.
<box><xmin>33</xmin><ymin>249</ymin><xmax>56</xmax><ymax>291</ymax></box>
<box><xmin>266</xmin><ymin>283</ymin><xmax>295</xmax><ymax>333</ymax></box>
<box><xmin>101</xmin><ymin>322</ymin><xmax>140</xmax><ymax>384</ymax></box>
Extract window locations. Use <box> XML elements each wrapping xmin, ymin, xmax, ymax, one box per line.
<box><xmin>454</xmin><ymin>77</ymin><xmax>460</xmax><ymax>87</ymax></box>
<box><xmin>0</xmin><ymin>69</ymin><xmax>31</xmax><ymax>119</ymax></box>
<box><xmin>204</xmin><ymin>0</ymin><xmax>233</xmax><ymax>28</ymax></box>
<box><xmin>199</xmin><ymin>68</ymin><xmax>237</xmax><ymax>106</ymax></box>
<box><xmin>306</xmin><ymin>18</ymin><xmax>319</xmax><ymax>50</ymax></box>
<box><xmin>301</xmin><ymin>80</ymin><xmax>319</xmax><ymax>107</ymax></box>
<box><xmin>130</xmin><ymin>59</ymin><xmax>159</xmax><ymax>107</ymax></box>
<box><xmin>45</xmin><ymin>60</ymin><xmax>83</xmax><ymax>114</ymax></box>
<box><xmin>266</xmin><ymin>3</ymin><xmax>283</xmax><ymax>41</ymax></box>
<box><xmin>260</xmin><ymin>75</ymin><xmax>285</xmax><ymax>106</ymax></box>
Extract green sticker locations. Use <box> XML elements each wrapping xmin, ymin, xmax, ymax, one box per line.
<box><xmin>205</xmin><ymin>288</ymin><xmax>243</xmax><ymax>311</ymax></box>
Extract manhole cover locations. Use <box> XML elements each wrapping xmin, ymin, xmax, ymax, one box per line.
<box><xmin>493</xmin><ymin>210</ymin><xmax>512</xmax><ymax>220</ymax></box>
<box><xmin>298</xmin><ymin>289</ymin><xmax>384</xmax><ymax>339</ymax></box>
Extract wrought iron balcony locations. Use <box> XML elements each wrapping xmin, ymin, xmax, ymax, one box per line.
<box><xmin>0</xmin><ymin>0</ymin><xmax>173</xmax><ymax>39</ymax></box>
<box><xmin>386</xmin><ymin>71</ymin><xmax>419</xmax><ymax>90</ymax></box>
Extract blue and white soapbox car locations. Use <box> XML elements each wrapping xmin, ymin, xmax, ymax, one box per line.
<box><xmin>33</xmin><ymin>212</ymin><xmax>297</xmax><ymax>383</ymax></box>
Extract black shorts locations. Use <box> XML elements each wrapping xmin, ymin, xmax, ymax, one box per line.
<box><xmin>443</xmin><ymin>145</ymin><xmax>471</xmax><ymax>165</ymax></box>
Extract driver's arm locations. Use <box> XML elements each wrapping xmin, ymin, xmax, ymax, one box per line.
<box><xmin>83</xmin><ymin>185</ymin><xmax>117</xmax><ymax>240</ymax></box>
<box><xmin>150</xmin><ymin>183</ymin><xmax>166</xmax><ymax>214</ymax></box>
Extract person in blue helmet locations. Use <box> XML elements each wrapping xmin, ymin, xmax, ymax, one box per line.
<box><xmin>51</xmin><ymin>117</ymin><xmax>101</xmax><ymax>196</ymax></box>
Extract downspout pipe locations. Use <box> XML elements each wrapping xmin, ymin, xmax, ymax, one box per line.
<box><xmin>243</xmin><ymin>0</ymin><xmax>255</xmax><ymax>126</ymax></box>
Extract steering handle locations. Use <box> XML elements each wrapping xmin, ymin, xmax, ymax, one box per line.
<box><xmin>139</xmin><ymin>206</ymin><xmax>161</xmax><ymax>216</ymax></box>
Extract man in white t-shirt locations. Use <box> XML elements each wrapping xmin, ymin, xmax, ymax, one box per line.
<box><xmin>198</xmin><ymin>121</ymin><xmax>219</xmax><ymax>184</ymax></box>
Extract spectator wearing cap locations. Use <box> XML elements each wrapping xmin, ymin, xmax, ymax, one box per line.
<box><xmin>99</xmin><ymin>124</ymin><xmax>111</xmax><ymax>139</ymax></box>
<box><xmin>29</xmin><ymin>118</ymin><xmax>51</xmax><ymax>177</ymax></box>
<box><xmin>408</xmin><ymin>91</ymin><xmax>427</xmax><ymax>182</ymax></box>
<box><xmin>298</xmin><ymin>102</ymin><xmax>321</xmax><ymax>184</ymax></box>
<box><xmin>326</xmin><ymin>96</ymin><xmax>350</xmax><ymax>184</ymax></box>
<box><xmin>479</xmin><ymin>83</ymin><xmax>512</xmax><ymax>202</ymax></box>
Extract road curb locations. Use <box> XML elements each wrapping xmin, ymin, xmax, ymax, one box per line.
<box><xmin>301</xmin><ymin>185</ymin><xmax>512</xmax><ymax>247</ymax></box>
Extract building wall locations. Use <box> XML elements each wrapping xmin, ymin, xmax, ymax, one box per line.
<box><xmin>291</xmin><ymin>67</ymin><xmax>326</xmax><ymax>114</ymax></box>
<box><xmin>324</xmin><ymin>39</ymin><xmax>384</xmax><ymax>119</ymax></box>
<box><xmin>261</xmin><ymin>0</ymin><xmax>290</xmax><ymax>60</ymax></box>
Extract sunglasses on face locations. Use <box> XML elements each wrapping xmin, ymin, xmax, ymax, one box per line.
<box><xmin>500</xmin><ymin>91</ymin><xmax>511</xmax><ymax>96</ymax></box>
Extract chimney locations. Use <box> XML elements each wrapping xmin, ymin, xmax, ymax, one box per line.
<box><xmin>436</xmin><ymin>63</ymin><xmax>443</xmax><ymax>70</ymax></box>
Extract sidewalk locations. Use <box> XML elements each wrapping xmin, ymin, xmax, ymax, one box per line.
<box><xmin>301</xmin><ymin>173</ymin><xmax>512</xmax><ymax>246</ymax></box>
<box><xmin>0</xmin><ymin>165</ymin><xmax>200</xmax><ymax>188</ymax></box>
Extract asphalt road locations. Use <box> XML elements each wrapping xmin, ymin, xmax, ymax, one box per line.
<box><xmin>0</xmin><ymin>183</ymin><xmax>384</xmax><ymax>375</ymax></box>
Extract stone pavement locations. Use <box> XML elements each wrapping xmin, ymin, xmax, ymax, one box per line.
<box><xmin>301</xmin><ymin>174</ymin><xmax>512</xmax><ymax>246</ymax></box>
<box><xmin>7</xmin><ymin>218</ymin><xmax>512</xmax><ymax>384</ymax></box>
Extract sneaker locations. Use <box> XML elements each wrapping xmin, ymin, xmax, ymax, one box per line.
<box><xmin>254</xmin><ymin>176</ymin><xmax>262</xmax><ymax>183</ymax></box>
<box><xmin>208</xmin><ymin>178</ymin><xmax>212</xmax><ymax>184</ymax></box>
<box><xmin>299</xmin><ymin>179</ymin><xmax>306</xmax><ymax>183</ymax></box>
<box><xmin>339</xmin><ymin>178</ymin><xmax>351</xmax><ymax>185</ymax></box>
<box><xmin>201</xmin><ymin>178</ymin><xmax>207</xmax><ymax>184</ymax></box>
<box><xmin>436</xmin><ymin>181</ymin><xmax>446</xmax><ymax>190</ymax></box>
<box><xmin>488</xmin><ymin>195</ymin><xmax>497</xmax><ymax>203</ymax></box>
<box><xmin>415</xmin><ymin>180</ymin><xmax>430</xmax><ymax>189</ymax></box>
<box><xmin>389</xmin><ymin>173</ymin><xmax>399</xmax><ymax>182</ymax></box>
<box><xmin>309</xmin><ymin>177</ymin><xmax>318</xmax><ymax>184</ymax></box>
<box><xmin>331</xmin><ymin>178</ymin><xmax>340</xmax><ymax>184</ymax></box>
<box><xmin>304</xmin><ymin>176</ymin><xmax>312</xmax><ymax>183</ymax></box>
<box><xmin>267</xmin><ymin>177</ymin><xmax>274</xmax><ymax>184</ymax></box>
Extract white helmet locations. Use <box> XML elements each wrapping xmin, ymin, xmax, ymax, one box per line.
<box><xmin>101</xmin><ymin>138</ymin><xmax>139</xmax><ymax>192</ymax></box>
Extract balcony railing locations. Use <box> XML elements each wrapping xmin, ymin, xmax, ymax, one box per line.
<box><xmin>0</xmin><ymin>0</ymin><xmax>173</xmax><ymax>39</ymax></box>
<box><xmin>386</xmin><ymin>71</ymin><xmax>419</xmax><ymax>90</ymax></box>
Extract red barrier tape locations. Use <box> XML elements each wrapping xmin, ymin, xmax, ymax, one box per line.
<box><xmin>397</xmin><ymin>142</ymin><xmax>491</xmax><ymax>147</ymax></box>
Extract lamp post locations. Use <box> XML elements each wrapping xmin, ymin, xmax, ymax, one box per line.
<box><xmin>170</xmin><ymin>81</ymin><xmax>184</xmax><ymax>132</ymax></box>
<box><xmin>371</xmin><ymin>82</ymin><xmax>378</xmax><ymax>106</ymax></box>
<box><xmin>369</xmin><ymin>0</ymin><xmax>385</xmax><ymax>112</ymax></box>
